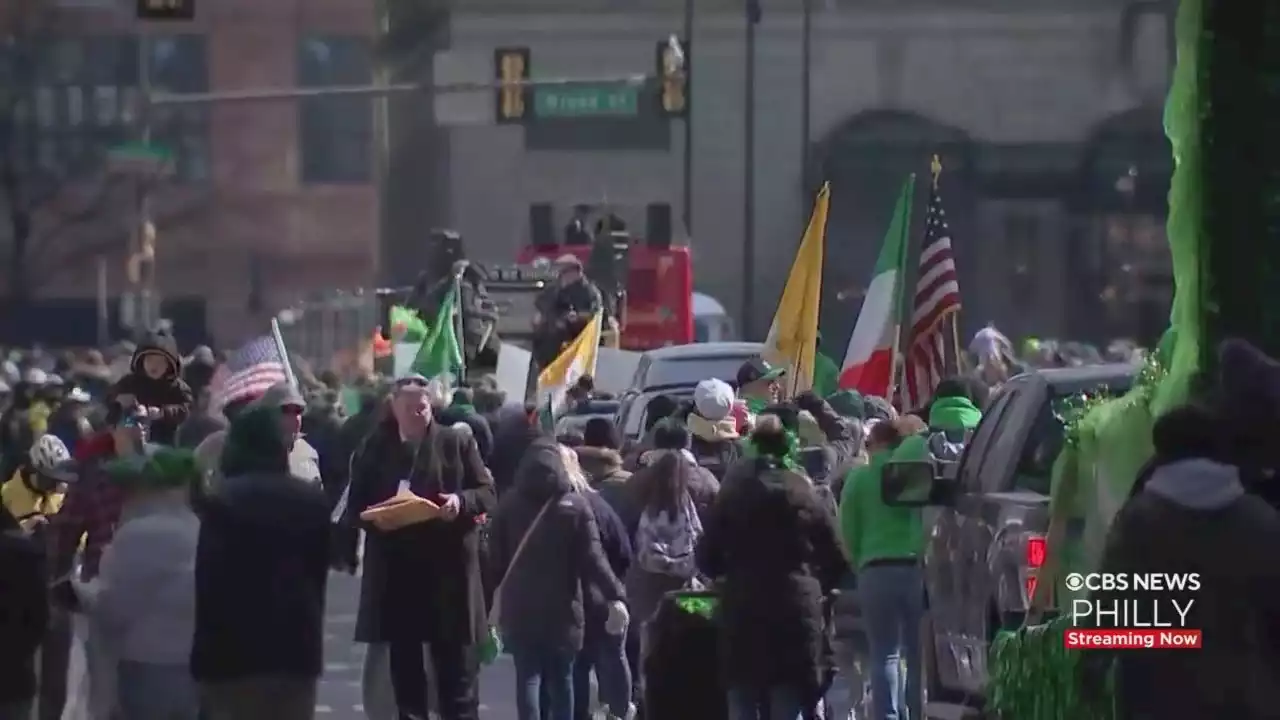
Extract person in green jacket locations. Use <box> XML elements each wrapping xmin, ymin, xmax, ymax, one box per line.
<box><xmin>889</xmin><ymin>377</ymin><xmax>983</xmax><ymax>466</ymax></box>
<box><xmin>838</xmin><ymin>417</ymin><xmax>927</xmax><ymax>720</ymax></box>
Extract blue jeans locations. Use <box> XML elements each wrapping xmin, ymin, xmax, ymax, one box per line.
<box><xmin>859</xmin><ymin>563</ymin><xmax>923</xmax><ymax>720</ymax></box>
<box><xmin>116</xmin><ymin>660</ymin><xmax>199</xmax><ymax>720</ymax></box>
<box><xmin>513</xmin><ymin>644</ymin><xmax>576</xmax><ymax>720</ymax></box>
<box><xmin>574</xmin><ymin>625</ymin><xmax>632</xmax><ymax>719</ymax></box>
<box><xmin>726</xmin><ymin>685</ymin><xmax>809</xmax><ymax>720</ymax></box>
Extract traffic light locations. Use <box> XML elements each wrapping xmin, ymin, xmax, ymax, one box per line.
<box><xmin>656</xmin><ymin>38</ymin><xmax>688</xmax><ymax>117</ymax></box>
<box><xmin>136</xmin><ymin>0</ymin><xmax>194</xmax><ymax>20</ymax></box>
<box><xmin>494</xmin><ymin>47</ymin><xmax>531</xmax><ymax>124</ymax></box>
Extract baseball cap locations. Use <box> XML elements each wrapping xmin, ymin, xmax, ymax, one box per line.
<box><xmin>735</xmin><ymin>356</ymin><xmax>786</xmax><ymax>388</ymax></box>
<box><xmin>693</xmin><ymin>378</ymin><xmax>735</xmax><ymax>421</ymax></box>
<box><xmin>254</xmin><ymin>382</ymin><xmax>306</xmax><ymax>411</ymax></box>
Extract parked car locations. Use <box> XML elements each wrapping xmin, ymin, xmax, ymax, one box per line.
<box><xmin>883</xmin><ymin>363</ymin><xmax>1136</xmax><ymax>716</ymax></box>
<box><xmin>554</xmin><ymin>398</ymin><xmax>622</xmax><ymax>438</ymax></box>
<box><xmin>616</xmin><ymin>342</ymin><xmax>763</xmax><ymax>443</ymax></box>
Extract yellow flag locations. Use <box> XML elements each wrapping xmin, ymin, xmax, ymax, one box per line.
<box><xmin>763</xmin><ymin>182</ymin><xmax>829</xmax><ymax>396</ymax></box>
<box><xmin>537</xmin><ymin>312</ymin><xmax>603</xmax><ymax>399</ymax></box>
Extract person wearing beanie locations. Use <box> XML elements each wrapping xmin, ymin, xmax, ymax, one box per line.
<box><xmin>688</xmin><ymin>379</ymin><xmax>742</xmax><ymax>481</ymax></box>
<box><xmin>76</xmin><ymin>448</ymin><xmax>202</xmax><ymax>720</ymax></box>
<box><xmin>578</xmin><ymin>417</ymin><xmax>631</xmax><ymax>518</ymax></box>
<box><xmin>623</xmin><ymin>394</ymin><xmax>679</xmax><ymax>472</ymax></box>
<box><xmin>193</xmin><ymin>406</ymin><xmax>331</xmax><ymax>720</ymax></box>
<box><xmin>1083</xmin><ymin>403</ymin><xmax>1280</xmax><ymax>718</ymax></box>
<box><xmin>824</xmin><ymin>389</ymin><xmax>864</xmax><ymax>421</ymax></box>
<box><xmin>436</xmin><ymin>387</ymin><xmax>494</xmax><ymax>462</ymax></box>
<box><xmin>695</xmin><ymin>414</ymin><xmax>846</xmax><ymax>719</ymax></box>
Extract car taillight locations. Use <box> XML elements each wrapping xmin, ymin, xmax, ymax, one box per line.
<box><xmin>1025</xmin><ymin>535</ymin><xmax>1047</xmax><ymax>568</ymax></box>
<box><xmin>1025</xmin><ymin>576</ymin><xmax>1038</xmax><ymax>602</ymax></box>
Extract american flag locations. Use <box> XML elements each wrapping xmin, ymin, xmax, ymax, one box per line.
<box><xmin>209</xmin><ymin>335</ymin><xmax>289</xmax><ymax>409</ymax></box>
<box><xmin>901</xmin><ymin>179</ymin><xmax>962</xmax><ymax>411</ymax></box>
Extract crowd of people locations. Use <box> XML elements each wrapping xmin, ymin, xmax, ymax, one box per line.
<box><xmin>4</xmin><ymin>322</ymin><xmax>1271</xmax><ymax>720</ymax></box>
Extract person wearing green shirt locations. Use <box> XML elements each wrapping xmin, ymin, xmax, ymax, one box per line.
<box><xmin>838</xmin><ymin>418</ymin><xmax>925</xmax><ymax>720</ymax></box>
<box><xmin>889</xmin><ymin>378</ymin><xmax>984</xmax><ymax>466</ymax></box>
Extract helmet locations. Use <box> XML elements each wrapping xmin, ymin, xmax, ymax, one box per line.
<box><xmin>24</xmin><ymin>368</ymin><xmax>47</xmax><ymax>386</ymax></box>
<box><xmin>29</xmin><ymin>434</ymin><xmax>71</xmax><ymax>473</ymax></box>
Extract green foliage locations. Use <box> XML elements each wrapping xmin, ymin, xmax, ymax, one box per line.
<box><xmin>988</xmin><ymin>617</ymin><xmax>1116</xmax><ymax>720</ymax></box>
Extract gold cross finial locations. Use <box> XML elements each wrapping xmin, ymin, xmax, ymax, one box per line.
<box><xmin>930</xmin><ymin>154</ymin><xmax>942</xmax><ymax>188</ymax></box>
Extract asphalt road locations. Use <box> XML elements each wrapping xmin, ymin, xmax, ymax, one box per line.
<box><xmin>319</xmin><ymin>571</ymin><xmax>521</xmax><ymax>720</ymax></box>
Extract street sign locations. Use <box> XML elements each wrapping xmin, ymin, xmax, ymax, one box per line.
<box><xmin>533</xmin><ymin>84</ymin><xmax>639</xmax><ymax>119</ymax></box>
<box><xmin>107</xmin><ymin>141</ymin><xmax>174</xmax><ymax>175</ymax></box>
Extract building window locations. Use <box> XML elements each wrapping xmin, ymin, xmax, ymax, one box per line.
<box><xmin>147</xmin><ymin>35</ymin><xmax>210</xmax><ymax>182</ymax></box>
<box><xmin>15</xmin><ymin>35</ymin><xmax>209</xmax><ymax>184</ymax></box>
<box><xmin>298</xmin><ymin>36</ymin><xmax>373</xmax><ymax>184</ymax></box>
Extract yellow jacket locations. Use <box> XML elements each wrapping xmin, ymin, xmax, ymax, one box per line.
<box><xmin>2</xmin><ymin>470</ymin><xmax>65</xmax><ymax>526</ymax></box>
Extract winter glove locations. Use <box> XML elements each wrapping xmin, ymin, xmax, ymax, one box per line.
<box><xmin>604</xmin><ymin>600</ymin><xmax>630</xmax><ymax>636</ymax></box>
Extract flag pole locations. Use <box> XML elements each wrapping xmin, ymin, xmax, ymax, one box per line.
<box><xmin>270</xmin><ymin>317</ymin><xmax>299</xmax><ymax>389</ymax></box>
<box><xmin>888</xmin><ymin>173</ymin><xmax>916</xmax><ymax>404</ymax></box>
<box><xmin>452</xmin><ymin>265</ymin><xmax>467</xmax><ymax>385</ymax></box>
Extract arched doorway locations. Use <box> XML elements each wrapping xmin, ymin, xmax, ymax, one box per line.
<box><xmin>1070</xmin><ymin>105</ymin><xmax>1172</xmax><ymax>344</ymax></box>
<box><xmin>810</xmin><ymin>110</ymin><xmax>976</xmax><ymax>356</ymax></box>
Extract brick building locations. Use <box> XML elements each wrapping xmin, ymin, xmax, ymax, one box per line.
<box><xmin>3</xmin><ymin>0</ymin><xmax>380</xmax><ymax>344</ymax></box>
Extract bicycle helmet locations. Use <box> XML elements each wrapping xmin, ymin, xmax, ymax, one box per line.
<box><xmin>29</xmin><ymin>434</ymin><xmax>71</xmax><ymax>474</ymax></box>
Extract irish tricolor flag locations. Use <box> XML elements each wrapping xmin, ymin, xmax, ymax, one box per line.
<box><xmin>838</xmin><ymin>174</ymin><xmax>915</xmax><ymax>397</ymax></box>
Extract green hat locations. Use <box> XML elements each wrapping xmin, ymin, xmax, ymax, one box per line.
<box><xmin>825</xmin><ymin>389</ymin><xmax>864</xmax><ymax>420</ymax></box>
<box><xmin>103</xmin><ymin>446</ymin><xmax>198</xmax><ymax>490</ymax></box>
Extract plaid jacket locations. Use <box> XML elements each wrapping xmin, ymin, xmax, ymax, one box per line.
<box><xmin>49</xmin><ymin>434</ymin><xmax>126</xmax><ymax>581</ymax></box>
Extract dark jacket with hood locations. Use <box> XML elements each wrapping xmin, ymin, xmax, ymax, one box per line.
<box><xmin>695</xmin><ymin>455</ymin><xmax>846</xmax><ymax>698</ymax></box>
<box><xmin>487</xmin><ymin>438</ymin><xmax>624</xmax><ymax>655</ymax></box>
<box><xmin>490</xmin><ymin>404</ymin><xmax>542</xmax><ymax>496</ymax></box>
<box><xmin>575</xmin><ymin>445</ymin><xmax>631</xmax><ymax>517</ymax></box>
<box><xmin>190</xmin><ymin>406</ymin><xmax>331</xmax><ymax>682</ymax></box>
<box><xmin>107</xmin><ymin>331</ymin><xmax>193</xmax><ymax>446</ymax></box>
<box><xmin>0</xmin><ymin>505</ymin><xmax>47</xmax><ymax>704</ymax></box>
<box><xmin>438</xmin><ymin>403</ymin><xmax>494</xmax><ymax>461</ymax></box>
<box><xmin>340</xmin><ymin>413</ymin><xmax>496</xmax><ymax>645</ymax></box>
<box><xmin>1088</xmin><ymin>458</ymin><xmax>1280</xmax><ymax>718</ymax></box>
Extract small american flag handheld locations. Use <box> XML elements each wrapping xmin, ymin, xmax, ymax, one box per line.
<box><xmin>209</xmin><ymin>335</ymin><xmax>289</xmax><ymax>410</ymax></box>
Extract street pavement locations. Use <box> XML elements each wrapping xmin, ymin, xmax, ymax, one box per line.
<box><xmin>319</xmin><ymin>571</ymin><xmax>521</xmax><ymax>720</ymax></box>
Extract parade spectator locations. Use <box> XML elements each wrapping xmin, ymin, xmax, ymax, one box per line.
<box><xmin>734</xmin><ymin>357</ymin><xmax>786</xmax><ymax>416</ymax></box>
<box><xmin>623</xmin><ymin>395</ymin><xmax>678</xmax><ymax>472</ymax></box>
<box><xmin>696</xmin><ymin>414</ymin><xmax>846</xmax><ymax>720</ymax></box>
<box><xmin>1085</xmin><ymin>403</ymin><xmax>1280</xmax><ymax>718</ymax></box>
<box><xmin>0</xmin><ymin>372</ymin><xmax>40</xmax><ymax>483</ymax></box>
<box><xmin>175</xmin><ymin>386</ymin><xmax>228</xmax><ymax>450</ymax></box>
<box><xmin>341</xmin><ymin>374</ymin><xmax>496</xmax><ymax>720</ymax></box>
<box><xmin>106</xmin><ymin>329</ymin><xmax>193</xmax><ymax>446</ymax></box>
<box><xmin>840</xmin><ymin>416</ymin><xmax>927</xmax><ymax>720</ymax></box>
<box><xmin>182</xmin><ymin>345</ymin><xmax>218</xmax><ymax>399</ymax></box>
<box><xmin>559</xmin><ymin>446</ymin><xmax>634</xmax><ymax>720</ymax></box>
<box><xmin>79</xmin><ymin>448</ymin><xmax>201</xmax><ymax>720</ymax></box>
<box><xmin>46</xmin><ymin>386</ymin><xmax>93</xmax><ymax>456</ymax></box>
<box><xmin>194</xmin><ymin>383</ymin><xmax>322</xmax><ymax>494</ymax></box>
<box><xmin>491</xmin><ymin>403</ymin><xmax>544</xmax><ymax>497</ymax></box>
<box><xmin>0</xmin><ymin>503</ymin><xmax>47</xmax><ymax>720</ymax></box>
<box><xmin>567</xmin><ymin>374</ymin><xmax>595</xmax><ymax>406</ymax></box>
<box><xmin>487</xmin><ymin>437</ymin><xmax>626</xmax><ymax>720</ymax></box>
<box><xmin>192</xmin><ymin>405</ymin><xmax>331</xmax><ymax>720</ymax></box>
<box><xmin>688</xmin><ymin>379</ymin><xmax>742</xmax><ymax>481</ymax></box>
<box><xmin>577</xmin><ymin>416</ymin><xmax>630</xmax><ymax>516</ymax></box>
<box><xmin>890</xmin><ymin>376</ymin><xmax>982</xmax><ymax>467</ymax></box>
<box><xmin>439</xmin><ymin>387</ymin><xmax>495</xmax><ymax>461</ymax></box>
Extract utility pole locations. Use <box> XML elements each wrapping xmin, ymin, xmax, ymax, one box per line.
<box><xmin>800</xmin><ymin>0</ymin><xmax>812</xmax><ymax>197</ymax></box>
<box><xmin>132</xmin><ymin>34</ymin><xmax>156</xmax><ymax>333</ymax></box>
<box><xmin>681</xmin><ymin>0</ymin><xmax>694</xmax><ymax>236</ymax></box>
<box><xmin>742</xmin><ymin>0</ymin><xmax>759</xmax><ymax>339</ymax></box>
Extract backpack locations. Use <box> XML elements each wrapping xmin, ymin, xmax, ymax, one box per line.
<box><xmin>635</xmin><ymin>492</ymin><xmax>702</xmax><ymax>579</ymax></box>
<box><xmin>926</xmin><ymin>427</ymin><xmax>974</xmax><ymax>464</ymax></box>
